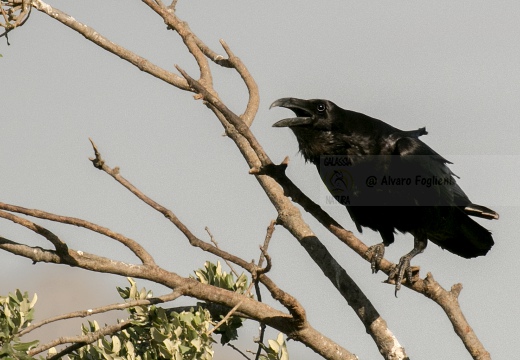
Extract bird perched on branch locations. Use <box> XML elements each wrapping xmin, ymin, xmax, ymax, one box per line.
<box><xmin>271</xmin><ymin>97</ymin><xmax>498</xmax><ymax>295</ymax></box>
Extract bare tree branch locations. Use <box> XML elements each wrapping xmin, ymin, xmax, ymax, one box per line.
<box><xmin>31</xmin><ymin>0</ymin><xmax>189</xmax><ymax>90</ymax></box>
<box><xmin>175</xmin><ymin>65</ymin><xmax>271</xmax><ymax>166</ymax></box>
<box><xmin>218</xmin><ymin>39</ymin><xmax>260</xmax><ymax>126</ymax></box>
<box><xmin>207</xmin><ymin>282</ymin><xmax>255</xmax><ymax>336</ymax></box>
<box><xmin>253</xmin><ymin>220</ymin><xmax>275</xmax><ymax>360</ymax></box>
<box><xmin>47</xmin><ymin>341</ymin><xmax>89</xmax><ymax>360</ymax></box>
<box><xmin>416</xmin><ymin>273</ymin><xmax>490</xmax><ymax>360</ymax></box>
<box><xmin>19</xmin><ymin>291</ymin><xmax>182</xmax><ymax>336</ymax></box>
<box><xmin>28</xmin><ymin>320</ymin><xmax>131</xmax><ymax>356</ymax></box>
<box><xmin>0</xmin><ymin>202</ymin><xmax>155</xmax><ymax>265</ymax></box>
<box><xmin>266</xmin><ymin>167</ymin><xmax>490</xmax><ymax>359</ymax></box>
<box><xmin>141</xmin><ymin>0</ymin><xmax>214</xmax><ymax>89</ymax></box>
<box><xmin>0</xmin><ymin>210</ymin><xmax>68</xmax><ymax>256</ymax></box>
<box><xmin>0</xmin><ymin>0</ymin><xmax>31</xmax><ymax>38</ymax></box>
<box><xmin>1</xmin><ymin>236</ymin><xmax>357</xmax><ymax>359</ymax></box>
<box><xmin>257</xmin><ymin>220</ymin><xmax>275</xmax><ymax>271</ymax></box>
<box><xmin>228</xmin><ymin>343</ymin><xmax>252</xmax><ymax>360</ymax></box>
<box><xmin>88</xmin><ymin>139</ymin><xmax>307</xmax><ymax>326</ymax></box>
<box><xmin>1</xmin><ymin>167</ymin><xmax>356</xmax><ymax>360</ymax></box>
<box><xmin>168</xmin><ymin>0</ymin><xmax>178</xmax><ymax>11</ymax></box>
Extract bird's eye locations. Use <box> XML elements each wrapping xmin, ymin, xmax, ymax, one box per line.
<box><xmin>317</xmin><ymin>103</ymin><xmax>326</xmax><ymax>113</ymax></box>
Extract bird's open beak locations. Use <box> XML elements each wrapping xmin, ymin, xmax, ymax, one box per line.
<box><xmin>270</xmin><ymin>98</ymin><xmax>314</xmax><ymax>127</ymax></box>
<box><xmin>272</xmin><ymin>116</ymin><xmax>314</xmax><ymax>128</ymax></box>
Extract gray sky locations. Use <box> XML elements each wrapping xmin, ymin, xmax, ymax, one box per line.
<box><xmin>1</xmin><ymin>1</ymin><xmax>519</xmax><ymax>359</ymax></box>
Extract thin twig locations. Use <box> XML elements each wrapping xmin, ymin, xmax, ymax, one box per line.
<box><xmin>0</xmin><ymin>201</ymin><xmax>155</xmax><ymax>265</ymax></box>
<box><xmin>207</xmin><ymin>282</ymin><xmax>254</xmax><ymax>336</ymax></box>
<box><xmin>227</xmin><ymin>343</ymin><xmax>252</xmax><ymax>360</ymax></box>
<box><xmin>166</xmin><ymin>304</ymin><xmax>250</xmax><ymax>320</ymax></box>
<box><xmin>168</xmin><ymin>0</ymin><xmax>178</xmax><ymax>11</ymax></box>
<box><xmin>219</xmin><ymin>39</ymin><xmax>260</xmax><ymax>126</ymax></box>
<box><xmin>253</xmin><ymin>220</ymin><xmax>275</xmax><ymax>360</ymax></box>
<box><xmin>31</xmin><ymin>0</ymin><xmax>189</xmax><ymax>89</ymax></box>
<box><xmin>255</xmin><ymin>247</ymin><xmax>272</xmax><ymax>276</ymax></box>
<box><xmin>257</xmin><ymin>220</ymin><xmax>275</xmax><ymax>268</ymax></box>
<box><xmin>174</xmin><ymin>65</ymin><xmax>271</xmax><ymax>167</ymax></box>
<box><xmin>28</xmin><ymin>321</ymin><xmax>131</xmax><ymax>356</ymax></box>
<box><xmin>253</xmin><ymin>279</ymin><xmax>267</xmax><ymax>360</ymax></box>
<box><xmin>141</xmin><ymin>0</ymin><xmax>214</xmax><ymax>89</ymax></box>
<box><xmin>0</xmin><ymin>210</ymin><xmax>69</xmax><ymax>256</ymax></box>
<box><xmin>19</xmin><ymin>291</ymin><xmax>181</xmax><ymax>336</ymax></box>
<box><xmin>205</xmin><ymin>226</ymin><xmax>239</xmax><ymax>278</ymax></box>
<box><xmin>48</xmin><ymin>341</ymin><xmax>87</xmax><ymax>360</ymax></box>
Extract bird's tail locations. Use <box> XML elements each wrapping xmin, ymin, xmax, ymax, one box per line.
<box><xmin>464</xmin><ymin>203</ymin><xmax>499</xmax><ymax>220</ymax></box>
<box><xmin>429</xmin><ymin>206</ymin><xmax>496</xmax><ymax>258</ymax></box>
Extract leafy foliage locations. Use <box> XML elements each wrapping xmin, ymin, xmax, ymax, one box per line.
<box><xmin>193</xmin><ymin>261</ymin><xmax>249</xmax><ymax>294</ymax></box>
<box><xmin>68</xmin><ymin>278</ymin><xmax>215</xmax><ymax>360</ymax></box>
<box><xmin>258</xmin><ymin>333</ymin><xmax>289</xmax><ymax>360</ymax></box>
<box><xmin>0</xmin><ymin>264</ymin><xmax>289</xmax><ymax>359</ymax></box>
<box><xmin>0</xmin><ymin>290</ymin><xmax>38</xmax><ymax>359</ymax></box>
<box><xmin>193</xmin><ymin>261</ymin><xmax>250</xmax><ymax>344</ymax></box>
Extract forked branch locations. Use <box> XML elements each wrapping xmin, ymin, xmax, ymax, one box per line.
<box><xmin>88</xmin><ymin>139</ymin><xmax>307</xmax><ymax>325</ymax></box>
<box><xmin>0</xmin><ymin>202</ymin><xmax>155</xmax><ymax>265</ymax></box>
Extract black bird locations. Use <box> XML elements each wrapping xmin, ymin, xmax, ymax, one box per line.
<box><xmin>271</xmin><ymin>97</ymin><xmax>498</xmax><ymax>294</ymax></box>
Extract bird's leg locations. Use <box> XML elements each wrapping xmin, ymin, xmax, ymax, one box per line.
<box><xmin>365</xmin><ymin>243</ymin><xmax>386</xmax><ymax>274</ymax></box>
<box><xmin>388</xmin><ymin>235</ymin><xmax>427</xmax><ymax>296</ymax></box>
<box><xmin>367</xmin><ymin>229</ymin><xmax>394</xmax><ymax>273</ymax></box>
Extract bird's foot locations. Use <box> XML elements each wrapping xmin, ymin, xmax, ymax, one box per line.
<box><xmin>365</xmin><ymin>243</ymin><xmax>385</xmax><ymax>274</ymax></box>
<box><xmin>387</xmin><ymin>255</ymin><xmax>418</xmax><ymax>297</ymax></box>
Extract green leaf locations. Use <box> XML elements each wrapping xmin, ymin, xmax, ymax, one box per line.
<box><xmin>178</xmin><ymin>312</ymin><xmax>193</xmax><ymax>324</ymax></box>
<box><xmin>268</xmin><ymin>339</ymin><xmax>280</xmax><ymax>353</ymax></box>
<box><xmin>150</xmin><ymin>327</ymin><xmax>169</xmax><ymax>343</ymax></box>
<box><xmin>125</xmin><ymin>341</ymin><xmax>135</xmax><ymax>359</ymax></box>
<box><xmin>29</xmin><ymin>293</ymin><xmax>38</xmax><ymax>309</ymax></box>
<box><xmin>191</xmin><ymin>338</ymin><xmax>202</xmax><ymax>352</ymax></box>
<box><xmin>155</xmin><ymin>307</ymin><xmax>169</xmax><ymax>326</ymax></box>
<box><xmin>173</xmin><ymin>326</ymin><xmax>182</xmax><ymax>338</ymax></box>
<box><xmin>15</xmin><ymin>289</ymin><xmax>24</xmax><ymax>303</ymax></box>
<box><xmin>178</xmin><ymin>344</ymin><xmax>191</xmax><ymax>354</ymax></box>
<box><xmin>163</xmin><ymin>338</ymin><xmax>176</xmax><ymax>354</ymax></box>
<box><xmin>215</xmin><ymin>262</ymin><xmax>222</xmax><ymax>276</ymax></box>
<box><xmin>276</xmin><ymin>332</ymin><xmax>284</xmax><ymax>346</ymax></box>
<box><xmin>111</xmin><ymin>335</ymin><xmax>121</xmax><ymax>353</ymax></box>
<box><xmin>280</xmin><ymin>341</ymin><xmax>289</xmax><ymax>360</ymax></box>
<box><xmin>116</xmin><ymin>286</ymin><xmax>129</xmax><ymax>300</ymax></box>
<box><xmin>12</xmin><ymin>339</ymin><xmax>39</xmax><ymax>351</ymax></box>
<box><xmin>129</xmin><ymin>279</ymin><xmax>137</xmax><ymax>300</ymax></box>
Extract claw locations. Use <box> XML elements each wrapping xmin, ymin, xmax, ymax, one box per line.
<box><xmin>386</xmin><ymin>234</ymin><xmax>427</xmax><ymax>296</ymax></box>
<box><xmin>366</xmin><ymin>243</ymin><xmax>385</xmax><ymax>273</ymax></box>
<box><xmin>388</xmin><ymin>255</ymin><xmax>414</xmax><ymax>296</ymax></box>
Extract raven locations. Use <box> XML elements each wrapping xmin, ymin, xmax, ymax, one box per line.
<box><xmin>271</xmin><ymin>97</ymin><xmax>498</xmax><ymax>294</ymax></box>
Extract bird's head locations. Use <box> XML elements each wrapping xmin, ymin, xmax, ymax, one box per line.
<box><xmin>270</xmin><ymin>97</ymin><xmax>338</xmax><ymax>130</ymax></box>
<box><xmin>270</xmin><ymin>97</ymin><xmax>349</xmax><ymax>163</ymax></box>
